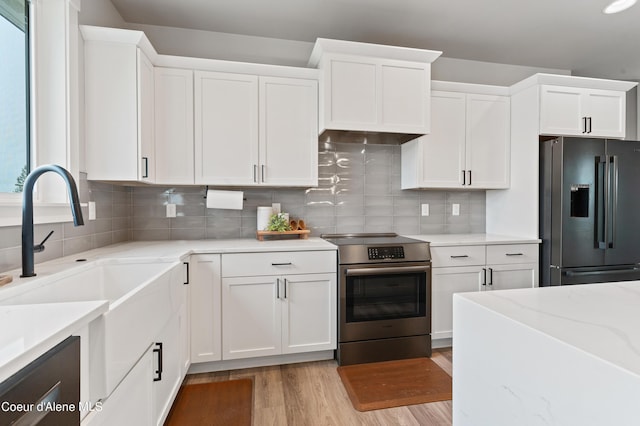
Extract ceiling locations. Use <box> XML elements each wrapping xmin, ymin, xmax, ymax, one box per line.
<box><xmin>109</xmin><ymin>0</ymin><xmax>640</xmax><ymax>81</ymax></box>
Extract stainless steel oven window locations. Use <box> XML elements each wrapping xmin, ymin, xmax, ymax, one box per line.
<box><xmin>345</xmin><ymin>271</ymin><xmax>427</xmax><ymax>323</ymax></box>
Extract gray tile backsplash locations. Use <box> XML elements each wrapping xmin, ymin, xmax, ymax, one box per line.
<box><xmin>0</xmin><ymin>173</ymin><xmax>133</xmax><ymax>273</ymax></box>
<box><xmin>0</xmin><ymin>142</ymin><xmax>486</xmax><ymax>272</ymax></box>
<box><xmin>130</xmin><ymin>142</ymin><xmax>486</xmax><ymax>240</ymax></box>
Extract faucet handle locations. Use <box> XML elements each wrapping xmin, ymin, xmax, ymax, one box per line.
<box><xmin>33</xmin><ymin>230</ymin><xmax>54</xmax><ymax>253</ymax></box>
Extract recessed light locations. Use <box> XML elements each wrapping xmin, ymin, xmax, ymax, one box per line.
<box><xmin>603</xmin><ymin>0</ymin><xmax>637</xmax><ymax>14</ymax></box>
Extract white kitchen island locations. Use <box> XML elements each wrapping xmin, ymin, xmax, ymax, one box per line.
<box><xmin>453</xmin><ymin>281</ymin><xmax>640</xmax><ymax>426</ymax></box>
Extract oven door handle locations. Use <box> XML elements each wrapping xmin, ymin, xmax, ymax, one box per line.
<box><xmin>345</xmin><ymin>265</ymin><xmax>431</xmax><ymax>276</ymax></box>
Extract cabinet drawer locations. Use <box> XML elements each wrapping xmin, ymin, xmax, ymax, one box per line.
<box><xmin>431</xmin><ymin>245</ymin><xmax>486</xmax><ymax>267</ymax></box>
<box><xmin>222</xmin><ymin>251</ymin><xmax>337</xmax><ymax>277</ymax></box>
<box><xmin>486</xmin><ymin>244</ymin><xmax>538</xmax><ymax>265</ymax></box>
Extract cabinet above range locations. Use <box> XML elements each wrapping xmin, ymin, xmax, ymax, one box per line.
<box><xmin>81</xmin><ymin>25</ymin><xmax>319</xmax><ymax>188</ymax></box>
<box><xmin>308</xmin><ymin>38</ymin><xmax>441</xmax><ymax>144</ymax></box>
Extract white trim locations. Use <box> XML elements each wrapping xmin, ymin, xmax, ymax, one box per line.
<box><xmin>308</xmin><ymin>38</ymin><xmax>442</xmax><ymax>67</ymax></box>
<box><xmin>79</xmin><ymin>25</ymin><xmax>319</xmax><ymax>80</ymax></box>
<box><xmin>1</xmin><ymin>0</ymin><xmax>82</xmax><ymax>227</ymax></box>
<box><xmin>0</xmin><ymin>203</ymin><xmax>83</xmax><ymax>227</ymax></box>
<box><xmin>510</xmin><ymin>72</ymin><xmax>637</xmax><ymax>95</ymax></box>
<box><xmin>432</xmin><ymin>80</ymin><xmax>510</xmax><ymax>96</ymax></box>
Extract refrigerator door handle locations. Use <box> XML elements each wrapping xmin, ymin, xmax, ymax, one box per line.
<box><xmin>564</xmin><ymin>267</ymin><xmax>640</xmax><ymax>277</ymax></box>
<box><xmin>596</xmin><ymin>155</ymin><xmax>608</xmax><ymax>249</ymax></box>
<box><xmin>609</xmin><ymin>155</ymin><xmax>618</xmax><ymax>249</ymax></box>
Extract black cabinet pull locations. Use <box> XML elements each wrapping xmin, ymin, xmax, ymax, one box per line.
<box><xmin>284</xmin><ymin>278</ymin><xmax>288</xmax><ymax>299</ymax></box>
<box><xmin>468</xmin><ymin>170</ymin><xmax>472</xmax><ymax>186</ymax></box>
<box><xmin>183</xmin><ymin>261</ymin><xmax>190</xmax><ymax>285</ymax></box>
<box><xmin>142</xmin><ymin>157</ymin><xmax>149</xmax><ymax>178</ymax></box>
<box><xmin>505</xmin><ymin>253</ymin><xmax>524</xmax><ymax>256</ymax></box>
<box><xmin>153</xmin><ymin>342</ymin><xmax>163</xmax><ymax>381</ymax></box>
<box><xmin>582</xmin><ymin>117</ymin><xmax>587</xmax><ymax>134</ymax></box>
<box><xmin>462</xmin><ymin>170</ymin><xmax>466</xmax><ymax>185</ymax></box>
<box><xmin>488</xmin><ymin>268</ymin><xmax>493</xmax><ymax>286</ymax></box>
<box><xmin>588</xmin><ymin>117</ymin><xmax>592</xmax><ymax>134</ymax></box>
<box><xmin>450</xmin><ymin>255</ymin><xmax>469</xmax><ymax>259</ymax></box>
<box><xmin>276</xmin><ymin>278</ymin><xmax>280</xmax><ymax>299</ymax></box>
<box><xmin>482</xmin><ymin>268</ymin><xmax>486</xmax><ymax>286</ymax></box>
<box><xmin>271</xmin><ymin>262</ymin><xmax>292</xmax><ymax>266</ymax></box>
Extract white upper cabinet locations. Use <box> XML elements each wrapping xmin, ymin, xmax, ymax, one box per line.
<box><xmin>194</xmin><ymin>71</ymin><xmax>259</xmax><ymax>186</ymax></box>
<box><xmin>402</xmin><ymin>91</ymin><xmax>466</xmax><ymax>188</ymax></box>
<box><xmin>154</xmin><ymin>68</ymin><xmax>194</xmax><ymax>185</ymax></box>
<box><xmin>259</xmin><ymin>76</ymin><xmax>318</xmax><ymax>186</ymax></box>
<box><xmin>465</xmin><ymin>93</ymin><xmax>511</xmax><ymax>188</ymax></box>
<box><xmin>195</xmin><ymin>72</ymin><xmax>318</xmax><ymax>187</ymax></box>
<box><xmin>539</xmin><ymin>85</ymin><xmax>626</xmax><ymax>138</ymax></box>
<box><xmin>81</xmin><ymin>25</ymin><xmax>318</xmax><ymax>188</ymax></box>
<box><xmin>83</xmin><ymin>27</ymin><xmax>156</xmax><ymax>182</ymax></box>
<box><xmin>308</xmin><ymin>39</ymin><xmax>441</xmax><ymax>139</ymax></box>
<box><xmin>401</xmin><ymin>84</ymin><xmax>510</xmax><ymax>190</ymax></box>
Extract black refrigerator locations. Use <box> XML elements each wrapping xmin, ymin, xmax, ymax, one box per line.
<box><xmin>540</xmin><ymin>136</ymin><xmax>640</xmax><ymax>285</ymax></box>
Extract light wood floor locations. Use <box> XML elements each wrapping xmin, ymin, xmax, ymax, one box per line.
<box><xmin>181</xmin><ymin>349</ymin><xmax>453</xmax><ymax>426</ymax></box>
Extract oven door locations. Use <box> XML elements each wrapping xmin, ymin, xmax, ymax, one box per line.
<box><xmin>339</xmin><ymin>262</ymin><xmax>431</xmax><ymax>342</ymax></box>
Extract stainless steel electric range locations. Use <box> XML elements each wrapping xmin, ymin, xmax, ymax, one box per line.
<box><xmin>322</xmin><ymin>233</ymin><xmax>432</xmax><ymax>365</ymax></box>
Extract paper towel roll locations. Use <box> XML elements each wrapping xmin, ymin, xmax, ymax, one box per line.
<box><xmin>206</xmin><ymin>190</ymin><xmax>244</xmax><ymax>210</ymax></box>
<box><xmin>257</xmin><ymin>206</ymin><xmax>273</xmax><ymax>231</ymax></box>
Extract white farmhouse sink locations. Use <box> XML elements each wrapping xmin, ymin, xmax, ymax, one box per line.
<box><xmin>0</xmin><ymin>260</ymin><xmax>184</xmax><ymax>400</ymax></box>
<box><xmin>0</xmin><ymin>262</ymin><xmax>173</xmax><ymax>306</ymax></box>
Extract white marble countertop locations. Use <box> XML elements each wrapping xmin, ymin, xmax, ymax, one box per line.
<box><xmin>458</xmin><ymin>281</ymin><xmax>640</xmax><ymax>377</ymax></box>
<box><xmin>0</xmin><ymin>300</ymin><xmax>107</xmax><ymax>382</ymax></box>
<box><xmin>408</xmin><ymin>233</ymin><xmax>541</xmax><ymax>246</ymax></box>
<box><xmin>0</xmin><ymin>237</ymin><xmax>335</xmax><ymax>384</ymax></box>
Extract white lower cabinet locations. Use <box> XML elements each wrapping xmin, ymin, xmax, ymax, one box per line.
<box><xmin>431</xmin><ymin>244</ymin><xmax>538</xmax><ymax>342</ymax></box>
<box><xmin>189</xmin><ymin>255</ymin><xmax>222</xmax><ymax>363</ymax></box>
<box><xmin>484</xmin><ymin>263</ymin><xmax>538</xmax><ymax>291</ymax></box>
<box><xmin>83</xmin><ymin>348</ymin><xmax>153</xmax><ymax>426</ymax></box>
<box><xmin>82</xmin><ymin>263</ymin><xmax>188</xmax><ymax>426</ymax></box>
<box><xmin>222</xmin><ymin>273</ymin><xmax>337</xmax><ymax>360</ymax></box>
<box><xmin>220</xmin><ymin>251</ymin><xmax>337</xmax><ymax>361</ymax></box>
<box><xmin>152</xmin><ymin>306</ymin><xmax>186</xmax><ymax>426</ymax></box>
<box><xmin>432</xmin><ymin>266</ymin><xmax>484</xmax><ymax>341</ymax></box>
<box><xmin>222</xmin><ymin>275</ymin><xmax>281</xmax><ymax>359</ymax></box>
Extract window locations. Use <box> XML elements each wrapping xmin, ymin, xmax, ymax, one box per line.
<box><xmin>0</xmin><ymin>0</ymin><xmax>29</xmax><ymax>193</ymax></box>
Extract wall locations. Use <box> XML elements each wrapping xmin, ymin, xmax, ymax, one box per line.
<box><xmin>0</xmin><ymin>174</ymin><xmax>132</xmax><ymax>273</ymax></box>
<box><xmin>130</xmin><ymin>142</ymin><xmax>485</xmax><ymax>240</ymax></box>
<box><xmin>125</xmin><ymin>22</ymin><xmax>569</xmax><ymax>86</ymax></box>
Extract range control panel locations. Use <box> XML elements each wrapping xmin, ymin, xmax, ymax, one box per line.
<box><xmin>368</xmin><ymin>246</ymin><xmax>405</xmax><ymax>260</ymax></box>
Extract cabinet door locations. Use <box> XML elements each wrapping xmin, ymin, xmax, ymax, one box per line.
<box><xmin>138</xmin><ymin>49</ymin><xmax>155</xmax><ymax>182</ymax></box>
<box><xmin>190</xmin><ymin>255</ymin><xmax>222</xmax><ymax>363</ymax></box>
<box><xmin>222</xmin><ymin>276</ymin><xmax>281</xmax><ymax>359</ymax></box>
<box><xmin>585</xmin><ymin>89</ymin><xmax>626</xmax><ymax>138</ymax></box>
<box><xmin>154</xmin><ymin>68</ymin><xmax>194</xmax><ymax>184</ymax></box>
<box><xmin>485</xmin><ymin>263</ymin><xmax>538</xmax><ymax>291</ymax></box>
<box><xmin>152</xmin><ymin>314</ymin><xmax>182</xmax><ymax>426</ymax></box>
<box><xmin>408</xmin><ymin>91</ymin><xmax>466</xmax><ymax>188</ymax></box>
<box><xmin>380</xmin><ymin>62</ymin><xmax>429</xmax><ymax>133</ymax></box>
<box><xmin>259</xmin><ymin>77</ymin><xmax>318</xmax><ymax>186</ymax></box>
<box><xmin>326</xmin><ymin>57</ymin><xmax>378</xmax><ymax>129</ymax></box>
<box><xmin>539</xmin><ymin>85</ymin><xmax>585</xmax><ymax>136</ymax></box>
<box><xmin>194</xmin><ymin>71</ymin><xmax>258</xmax><ymax>185</ymax></box>
<box><xmin>466</xmin><ymin>94</ymin><xmax>510</xmax><ymax>189</ymax></box>
<box><xmin>281</xmin><ymin>273</ymin><xmax>337</xmax><ymax>354</ymax></box>
<box><xmin>84</xmin><ymin>41</ymin><xmax>139</xmax><ymax>181</ymax></box>
<box><xmin>432</xmin><ymin>266</ymin><xmax>484</xmax><ymax>340</ymax></box>
<box><xmin>83</xmin><ymin>347</ymin><xmax>153</xmax><ymax>426</ymax></box>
